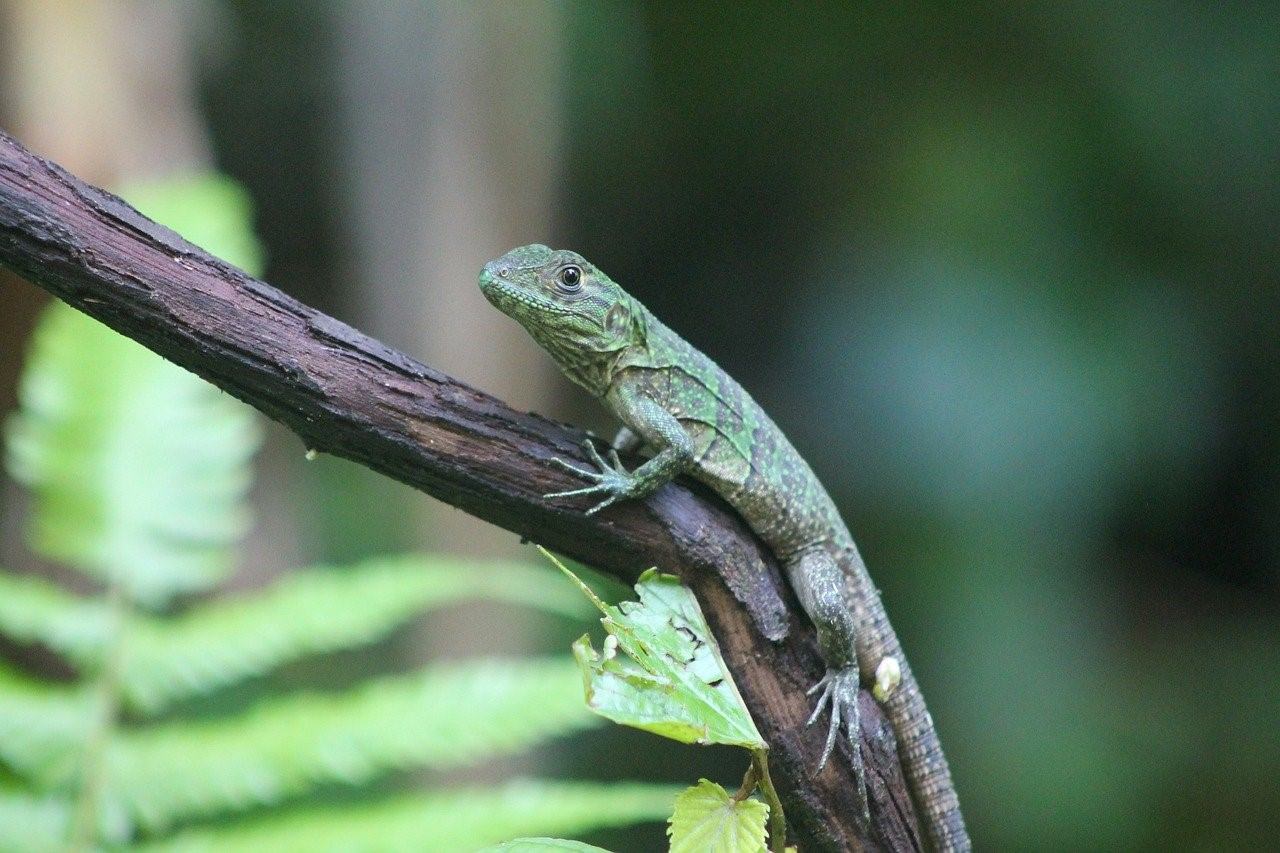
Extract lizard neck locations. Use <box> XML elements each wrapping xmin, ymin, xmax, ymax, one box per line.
<box><xmin>537</xmin><ymin>303</ymin><xmax>642</xmax><ymax>397</ymax></box>
<box><xmin>556</xmin><ymin>298</ymin><xmax>653</xmax><ymax>398</ymax></box>
<box><xmin>538</xmin><ymin>333</ymin><xmax>619</xmax><ymax>397</ymax></box>
<box><xmin>612</xmin><ymin>308</ymin><xmax>693</xmax><ymax>377</ymax></box>
<box><xmin>606</xmin><ymin>305</ymin><xmax>683</xmax><ymax>390</ymax></box>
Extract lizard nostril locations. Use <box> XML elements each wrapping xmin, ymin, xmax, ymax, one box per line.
<box><xmin>499</xmin><ymin>266</ymin><xmax>510</xmax><ymax>278</ymax></box>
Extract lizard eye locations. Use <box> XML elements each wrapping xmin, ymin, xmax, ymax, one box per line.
<box><xmin>557</xmin><ymin>265</ymin><xmax>582</xmax><ymax>292</ymax></box>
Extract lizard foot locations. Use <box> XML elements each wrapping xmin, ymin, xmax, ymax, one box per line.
<box><xmin>807</xmin><ymin>665</ymin><xmax>869</xmax><ymax>822</ymax></box>
<box><xmin>544</xmin><ymin>440</ymin><xmax>636</xmax><ymax>515</ymax></box>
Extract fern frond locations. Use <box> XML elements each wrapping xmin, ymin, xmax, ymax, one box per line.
<box><xmin>118</xmin><ymin>555</ymin><xmax>592</xmax><ymax>713</ymax></box>
<box><xmin>5</xmin><ymin>169</ymin><xmax>263</xmax><ymax>610</ymax></box>
<box><xmin>106</xmin><ymin>658</ymin><xmax>600</xmax><ymax>833</ymax></box>
<box><xmin>0</xmin><ymin>664</ymin><xmax>92</xmax><ymax>788</ymax></box>
<box><xmin>138</xmin><ymin>780</ymin><xmax>678</xmax><ymax>853</ymax></box>
<box><xmin>0</xmin><ymin>572</ymin><xmax>109</xmax><ymax>665</ymax></box>
<box><xmin>4</xmin><ymin>303</ymin><xmax>261</xmax><ymax>607</ymax></box>
<box><xmin>0</xmin><ymin>558</ymin><xmax>589</xmax><ymax>715</ymax></box>
<box><xmin>0</xmin><ymin>791</ymin><xmax>71</xmax><ymax>852</ymax></box>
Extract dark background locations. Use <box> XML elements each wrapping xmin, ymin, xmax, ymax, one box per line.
<box><xmin>1</xmin><ymin>2</ymin><xmax>1277</xmax><ymax>849</ymax></box>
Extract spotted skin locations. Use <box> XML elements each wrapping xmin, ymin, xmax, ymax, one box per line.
<box><xmin>480</xmin><ymin>245</ymin><xmax>969</xmax><ymax>851</ymax></box>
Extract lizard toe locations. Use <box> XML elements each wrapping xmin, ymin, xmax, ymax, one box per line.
<box><xmin>547</xmin><ymin>457</ymin><xmax>598</xmax><ymax>479</ymax></box>
<box><xmin>544</xmin><ymin>483</ymin><xmax>608</xmax><ymax>500</ymax></box>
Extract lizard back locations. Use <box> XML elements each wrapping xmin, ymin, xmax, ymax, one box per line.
<box><xmin>614</xmin><ymin>311</ymin><xmax>849</xmax><ymax>559</ymax></box>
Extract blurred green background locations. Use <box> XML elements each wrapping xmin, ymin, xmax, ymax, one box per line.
<box><xmin>0</xmin><ymin>1</ymin><xmax>1276</xmax><ymax>849</ymax></box>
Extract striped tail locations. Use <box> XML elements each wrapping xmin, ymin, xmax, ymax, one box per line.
<box><xmin>843</xmin><ymin>546</ymin><xmax>971</xmax><ymax>851</ymax></box>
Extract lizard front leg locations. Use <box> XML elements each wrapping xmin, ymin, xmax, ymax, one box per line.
<box><xmin>546</xmin><ymin>393</ymin><xmax>693</xmax><ymax>515</ymax></box>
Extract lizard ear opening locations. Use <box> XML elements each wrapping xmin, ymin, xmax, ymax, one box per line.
<box><xmin>605</xmin><ymin>302</ymin><xmax>631</xmax><ymax>338</ymax></box>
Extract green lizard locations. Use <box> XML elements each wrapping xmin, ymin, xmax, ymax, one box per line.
<box><xmin>480</xmin><ymin>244</ymin><xmax>969</xmax><ymax>851</ymax></box>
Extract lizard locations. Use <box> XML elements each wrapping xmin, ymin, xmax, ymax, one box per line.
<box><xmin>479</xmin><ymin>244</ymin><xmax>969</xmax><ymax>851</ymax></box>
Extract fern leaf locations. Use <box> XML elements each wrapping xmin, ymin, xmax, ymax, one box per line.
<box><xmin>106</xmin><ymin>658</ymin><xmax>600</xmax><ymax>833</ymax></box>
<box><xmin>0</xmin><ymin>664</ymin><xmax>92</xmax><ymax>788</ymax></box>
<box><xmin>0</xmin><ymin>572</ymin><xmax>109</xmax><ymax>665</ymax></box>
<box><xmin>4</xmin><ymin>303</ymin><xmax>261</xmax><ymax>607</ymax></box>
<box><xmin>3</xmin><ymin>175</ymin><xmax>263</xmax><ymax>609</ymax></box>
<box><xmin>0</xmin><ymin>558</ymin><xmax>589</xmax><ymax>714</ymax></box>
<box><xmin>0</xmin><ymin>791</ymin><xmax>71</xmax><ymax>852</ymax></box>
<box><xmin>117</xmin><ymin>555</ymin><xmax>592</xmax><ymax>713</ymax></box>
<box><xmin>138</xmin><ymin>780</ymin><xmax>677</xmax><ymax>852</ymax></box>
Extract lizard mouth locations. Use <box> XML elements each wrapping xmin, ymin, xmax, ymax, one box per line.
<box><xmin>478</xmin><ymin>270</ymin><xmax>570</xmax><ymax>317</ymax></box>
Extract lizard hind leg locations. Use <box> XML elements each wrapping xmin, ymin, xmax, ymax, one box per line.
<box><xmin>806</xmin><ymin>665</ymin><xmax>867</xmax><ymax>823</ymax></box>
<box><xmin>785</xmin><ymin>547</ymin><xmax>870</xmax><ymax>822</ymax></box>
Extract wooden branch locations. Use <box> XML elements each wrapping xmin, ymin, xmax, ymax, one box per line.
<box><xmin>0</xmin><ymin>129</ymin><xmax>920</xmax><ymax>851</ymax></box>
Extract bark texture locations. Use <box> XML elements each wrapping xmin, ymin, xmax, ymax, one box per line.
<box><xmin>0</xmin><ymin>129</ymin><xmax>921</xmax><ymax>851</ymax></box>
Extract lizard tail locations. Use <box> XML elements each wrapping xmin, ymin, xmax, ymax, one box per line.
<box><xmin>881</xmin><ymin>655</ymin><xmax>969</xmax><ymax>851</ymax></box>
<box><xmin>843</xmin><ymin>547</ymin><xmax>971</xmax><ymax>852</ymax></box>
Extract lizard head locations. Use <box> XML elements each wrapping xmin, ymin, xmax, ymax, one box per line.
<box><xmin>479</xmin><ymin>244</ymin><xmax>645</xmax><ymax>392</ymax></box>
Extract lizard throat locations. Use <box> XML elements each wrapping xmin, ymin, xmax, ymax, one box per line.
<box><xmin>534</xmin><ymin>331</ymin><xmax>624</xmax><ymax>397</ymax></box>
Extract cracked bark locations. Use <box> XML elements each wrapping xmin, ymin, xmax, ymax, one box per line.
<box><xmin>0</xmin><ymin>129</ymin><xmax>921</xmax><ymax>851</ymax></box>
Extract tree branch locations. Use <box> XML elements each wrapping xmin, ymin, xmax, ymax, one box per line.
<box><xmin>0</xmin><ymin>129</ymin><xmax>920</xmax><ymax>851</ymax></box>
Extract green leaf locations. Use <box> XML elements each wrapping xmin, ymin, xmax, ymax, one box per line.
<box><xmin>4</xmin><ymin>173</ymin><xmax>266</xmax><ymax>607</ymax></box>
<box><xmin>0</xmin><ymin>792</ymin><xmax>71</xmax><ymax>852</ymax></box>
<box><xmin>479</xmin><ymin>838</ymin><xmax>615</xmax><ymax>852</ymax></box>
<box><xmin>105</xmin><ymin>658</ymin><xmax>600</xmax><ymax>832</ymax></box>
<box><xmin>0</xmin><ymin>572</ymin><xmax>110</xmax><ymax>664</ymax></box>
<box><xmin>0</xmin><ymin>663</ymin><xmax>94</xmax><ymax>787</ymax></box>
<box><xmin>137</xmin><ymin>780</ymin><xmax>677</xmax><ymax>852</ymax></box>
<box><xmin>5</xmin><ymin>302</ymin><xmax>261</xmax><ymax>606</ymax></box>
<box><xmin>547</xmin><ymin>550</ymin><xmax>763</xmax><ymax>749</ymax></box>
<box><xmin>667</xmin><ymin>780</ymin><xmax>768</xmax><ymax>853</ymax></box>
<box><xmin>0</xmin><ymin>557</ymin><xmax>590</xmax><ymax>713</ymax></box>
<box><xmin>116</xmin><ymin>555</ymin><xmax>592</xmax><ymax>713</ymax></box>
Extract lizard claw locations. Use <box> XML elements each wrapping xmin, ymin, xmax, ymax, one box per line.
<box><xmin>583</xmin><ymin>493</ymin><xmax>624</xmax><ymax>515</ymax></box>
<box><xmin>544</xmin><ymin>440</ymin><xmax>637</xmax><ymax>513</ymax></box>
<box><xmin>806</xmin><ymin>672</ymin><xmax>836</xmax><ymax>725</ymax></box>
<box><xmin>543</xmin><ymin>483</ymin><xmax>609</xmax><ymax>500</ymax></box>
<box><xmin>547</xmin><ymin>457</ymin><xmax>597</xmax><ymax>479</ymax></box>
<box><xmin>582</xmin><ymin>439</ymin><xmax>613</xmax><ymax>472</ymax></box>
<box><xmin>807</xmin><ymin>666</ymin><xmax>869</xmax><ymax>823</ymax></box>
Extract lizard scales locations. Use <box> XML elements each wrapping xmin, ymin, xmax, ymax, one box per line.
<box><xmin>480</xmin><ymin>245</ymin><xmax>968</xmax><ymax>851</ymax></box>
